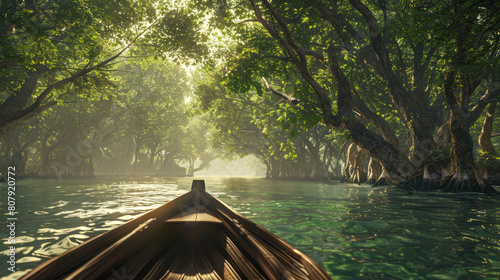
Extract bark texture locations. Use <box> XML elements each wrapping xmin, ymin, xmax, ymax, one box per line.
<box><xmin>440</xmin><ymin>25</ymin><xmax>497</xmax><ymax>193</ymax></box>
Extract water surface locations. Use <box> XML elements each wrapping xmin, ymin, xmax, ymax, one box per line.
<box><xmin>1</xmin><ymin>177</ymin><xmax>499</xmax><ymax>279</ymax></box>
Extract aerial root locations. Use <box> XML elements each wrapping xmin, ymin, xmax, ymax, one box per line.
<box><xmin>371</xmin><ymin>170</ymin><xmax>392</xmax><ymax>187</ymax></box>
<box><xmin>371</xmin><ymin>164</ymin><xmax>499</xmax><ymax>194</ymax></box>
<box><xmin>366</xmin><ymin>178</ymin><xmax>377</xmax><ymax>185</ymax></box>
<box><xmin>442</xmin><ymin>175</ymin><xmax>498</xmax><ymax>194</ymax></box>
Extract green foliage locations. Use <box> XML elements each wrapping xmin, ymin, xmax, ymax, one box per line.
<box><xmin>0</xmin><ymin>0</ymin><xmax>215</xmax><ymax>139</ymax></box>
<box><xmin>476</xmin><ymin>151</ymin><xmax>500</xmax><ymax>169</ymax></box>
<box><xmin>144</xmin><ymin>9</ymin><xmax>209</xmax><ymax>62</ymax></box>
<box><xmin>3</xmin><ymin>0</ymin><xmax>499</xmax><ymax>181</ymax></box>
<box><xmin>10</xmin><ymin>57</ymin><xmax>198</xmax><ymax>177</ymax></box>
<box><xmin>193</xmin><ymin>66</ymin><xmax>339</xmax><ymax>178</ymax></box>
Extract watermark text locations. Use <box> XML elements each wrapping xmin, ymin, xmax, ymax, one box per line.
<box><xmin>6</xmin><ymin>166</ymin><xmax>17</xmax><ymax>273</ymax></box>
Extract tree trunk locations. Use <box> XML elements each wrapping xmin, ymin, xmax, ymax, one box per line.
<box><xmin>37</xmin><ymin>135</ymin><xmax>52</xmax><ymax>176</ymax></box>
<box><xmin>440</xmin><ymin>26</ymin><xmax>496</xmax><ymax>193</ymax></box>
<box><xmin>342</xmin><ymin>143</ymin><xmax>369</xmax><ymax>183</ymax></box>
<box><xmin>187</xmin><ymin>159</ymin><xmax>194</xmax><ymax>177</ymax></box>
<box><xmin>267</xmin><ymin>158</ymin><xmax>280</xmax><ymax>179</ymax></box>
<box><xmin>478</xmin><ymin>102</ymin><xmax>497</xmax><ymax>155</ymax></box>
<box><xmin>442</xmin><ymin>117</ymin><xmax>495</xmax><ymax>192</ymax></box>
<box><xmin>366</xmin><ymin>158</ymin><xmax>382</xmax><ymax>184</ymax></box>
<box><xmin>265</xmin><ymin>160</ymin><xmax>272</xmax><ymax>179</ymax></box>
<box><xmin>192</xmin><ymin>154</ymin><xmax>217</xmax><ymax>174</ymax></box>
<box><xmin>250</xmin><ymin>1</ymin><xmax>415</xmax><ymax>183</ymax></box>
<box><xmin>298</xmin><ymin>134</ymin><xmax>329</xmax><ymax>179</ymax></box>
<box><xmin>327</xmin><ymin>46</ymin><xmax>414</xmax><ymax>183</ymax></box>
<box><xmin>477</xmin><ymin>102</ymin><xmax>499</xmax><ymax>184</ymax></box>
<box><xmin>0</xmin><ymin>72</ymin><xmax>40</xmax><ymax>138</ymax></box>
<box><xmin>342</xmin><ymin>143</ymin><xmax>356</xmax><ymax>181</ymax></box>
<box><xmin>131</xmin><ymin>136</ymin><xmax>141</xmax><ymax>175</ymax></box>
<box><xmin>149</xmin><ymin>144</ymin><xmax>157</xmax><ymax>169</ymax></box>
<box><xmin>10</xmin><ymin>150</ymin><xmax>28</xmax><ymax>178</ymax></box>
<box><xmin>337</xmin><ymin>0</ymin><xmax>437</xmax><ymax>165</ymax></box>
<box><xmin>351</xmin><ymin>146</ymin><xmax>367</xmax><ymax>184</ymax></box>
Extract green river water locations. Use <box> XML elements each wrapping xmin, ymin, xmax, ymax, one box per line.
<box><xmin>1</xmin><ymin>177</ymin><xmax>499</xmax><ymax>279</ymax></box>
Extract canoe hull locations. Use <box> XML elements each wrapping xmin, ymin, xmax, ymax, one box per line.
<box><xmin>20</xmin><ymin>180</ymin><xmax>333</xmax><ymax>280</ymax></box>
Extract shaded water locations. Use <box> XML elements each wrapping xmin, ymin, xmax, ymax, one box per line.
<box><xmin>1</xmin><ymin>177</ymin><xmax>499</xmax><ymax>279</ymax></box>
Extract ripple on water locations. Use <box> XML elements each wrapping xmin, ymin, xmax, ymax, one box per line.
<box><xmin>1</xmin><ymin>178</ymin><xmax>499</xmax><ymax>280</ymax></box>
<box><xmin>67</xmin><ymin>234</ymin><xmax>89</xmax><ymax>240</ymax></box>
<box><xmin>103</xmin><ymin>220</ymin><xmax>125</xmax><ymax>227</ymax></box>
<box><xmin>118</xmin><ymin>214</ymin><xmax>142</xmax><ymax>220</ymax></box>
<box><xmin>13</xmin><ymin>236</ymin><xmax>36</xmax><ymax>244</ymax></box>
<box><xmin>0</xmin><ymin>246</ymin><xmax>33</xmax><ymax>256</ymax></box>
<box><xmin>33</xmin><ymin>236</ymin><xmax>82</xmax><ymax>257</ymax></box>
<box><xmin>37</xmin><ymin>226</ymin><xmax>92</xmax><ymax>235</ymax></box>
<box><xmin>16</xmin><ymin>257</ymin><xmax>42</xmax><ymax>264</ymax></box>
<box><xmin>45</xmin><ymin>201</ymin><xmax>69</xmax><ymax>209</ymax></box>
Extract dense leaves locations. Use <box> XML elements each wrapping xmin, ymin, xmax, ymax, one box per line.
<box><xmin>192</xmin><ymin>0</ymin><xmax>499</xmax><ymax>191</ymax></box>
<box><xmin>0</xmin><ymin>0</ymin><xmax>498</xmax><ymax>192</ymax></box>
<box><xmin>0</xmin><ymin>0</ymin><xmax>209</xmax><ymax>139</ymax></box>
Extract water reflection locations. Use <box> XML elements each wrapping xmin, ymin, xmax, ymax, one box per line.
<box><xmin>0</xmin><ymin>177</ymin><xmax>499</xmax><ymax>280</ymax></box>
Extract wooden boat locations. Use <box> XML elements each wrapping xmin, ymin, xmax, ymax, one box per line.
<box><xmin>21</xmin><ymin>180</ymin><xmax>333</xmax><ymax>280</ymax></box>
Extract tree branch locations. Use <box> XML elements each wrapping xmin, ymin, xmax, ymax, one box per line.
<box><xmin>261</xmin><ymin>78</ymin><xmax>300</xmax><ymax>105</ymax></box>
<box><xmin>468</xmin><ymin>88</ymin><xmax>500</xmax><ymax>126</ymax></box>
<box><xmin>0</xmin><ymin>21</ymin><xmax>157</xmax><ymax>132</ymax></box>
<box><xmin>250</xmin><ymin>0</ymin><xmax>340</xmax><ymax>127</ymax></box>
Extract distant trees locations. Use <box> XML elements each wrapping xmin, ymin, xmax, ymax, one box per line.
<box><xmin>110</xmin><ymin>59</ymin><xmax>190</xmax><ymax>176</ymax></box>
<box><xmin>0</xmin><ymin>57</ymin><xmax>213</xmax><ymax>178</ymax></box>
<box><xmin>194</xmin><ymin>70</ymin><xmax>344</xmax><ymax>179</ymax></box>
<box><xmin>0</xmin><ymin>0</ymin><xmax>211</xmax><ymax>178</ymax></box>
